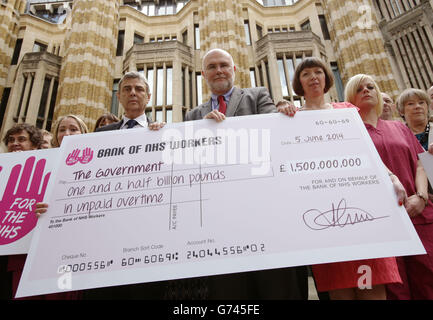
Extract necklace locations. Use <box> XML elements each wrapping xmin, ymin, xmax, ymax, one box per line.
<box><xmin>301</xmin><ymin>103</ymin><xmax>333</xmax><ymax>111</ymax></box>
<box><xmin>410</xmin><ymin>122</ymin><xmax>430</xmax><ymax>150</ymax></box>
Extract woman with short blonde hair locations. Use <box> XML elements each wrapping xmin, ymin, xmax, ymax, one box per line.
<box><xmin>344</xmin><ymin>74</ymin><xmax>384</xmax><ymax>117</ymax></box>
<box><xmin>345</xmin><ymin>75</ymin><xmax>433</xmax><ymax>300</ymax></box>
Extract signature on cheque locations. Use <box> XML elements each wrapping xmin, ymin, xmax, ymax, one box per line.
<box><xmin>302</xmin><ymin>199</ymin><xmax>390</xmax><ymax>230</ymax></box>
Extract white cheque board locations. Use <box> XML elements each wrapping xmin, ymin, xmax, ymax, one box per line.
<box><xmin>17</xmin><ymin>109</ymin><xmax>424</xmax><ymax>298</ymax></box>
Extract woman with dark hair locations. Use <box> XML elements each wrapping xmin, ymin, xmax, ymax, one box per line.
<box><xmin>278</xmin><ymin>57</ymin><xmax>354</xmax><ymax>114</ymax></box>
<box><xmin>6</xmin><ymin>116</ymin><xmax>88</xmax><ymax>300</ymax></box>
<box><xmin>3</xmin><ymin>123</ymin><xmax>44</xmax><ymax>152</ymax></box>
<box><xmin>1</xmin><ymin>123</ymin><xmax>44</xmax><ymax>299</ymax></box>
<box><xmin>94</xmin><ymin>113</ymin><xmax>120</xmax><ymax>132</ymax></box>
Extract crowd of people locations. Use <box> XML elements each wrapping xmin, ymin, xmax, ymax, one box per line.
<box><xmin>1</xmin><ymin>48</ymin><xmax>433</xmax><ymax>300</ymax></box>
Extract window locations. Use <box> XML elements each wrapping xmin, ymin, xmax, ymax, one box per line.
<box><xmin>156</xmin><ymin>68</ymin><xmax>164</xmax><ymax>106</ymax></box>
<box><xmin>111</xmin><ymin>79</ymin><xmax>120</xmax><ymax>115</ymax></box>
<box><xmin>146</xmin><ymin>69</ymin><xmax>154</xmax><ymax>106</ymax></box>
<box><xmin>250</xmin><ymin>69</ymin><xmax>257</xmax><ymax>87</ymax></box>
<box><xmin>11</xmin><ymin>38</ymin><xmax>22</xmax><ymax>65</ymax></box>
<box><xmin>256</xmin><ymin>24</ymin><xmax>263</xmax><ymax>39</ymax></box>
<box><xmin>146</xmin><ymin>2</ymin><xmax>155</xmax><ymax>16</ymax></box>
<box><xmin>194</xmin><ymin>24</ymin><xmax>200</xmax><ymax>50</ymax></box>
<box><xmin>134</xmin><ymin>33</ymin><xmax>144</xmax><ymax>44</ymax></box>
<box><xmin>257</xmin><ymin>0</ymin><xmax>300</xmax><ymax>6</ymax></box>
<box><xmin>156</xmin><ymin>109</ymin><xmax>163</xmax><ymax>122</ymax></box>
<box><xmin>258</xmin><ymin>0</ymin><xmax>289</xmax><ymax>6</ymax></box>
<box><xmin>142</xmin><ymin>65</ymin><xmax>174</xmax><ymax>122</ymax></box>
<box><xmin>196</xmin><ymin>73</ymin><xmax>202</xmax><ymax>105</ymax></box>
<box><xmin>182</xmin><ymin>67</ymin><xmax>186</xmax><ymax>106</ymax></box>
<box><xmin>319</xmin><ymin>15</ymin><xmax>331</xmax><ymax>40</ymax></box>
<box><xmin>127</xmin><ymin>0</ymin><xmax>189</xmax><ymax>16</ymax></box>
<box><xmin>286</xmin><ymin>57</ymin><xmax>295</xmax><ymax>94</ymax></box>
<box><xmin>166</xmin><ymin>109</ymin><xmax>173</xmax><ymax>123</ymax></box>
<box><xmin>300</xmin><ymin>20</ymin><xmax>311</xmax><ymax>31</ymax></box>
<box><xmin>244</xmin><ymin>20</ymin><xmax>252</xmax><ymax>45</ymax></box>
<box><xmin>45</xmin><ymin>79</ymin><xmax>58</xmax><ymax>131</ymax></box>
<box><xmin>33</xmin><ymin>41</ymin><xmax>47</xmax><ymax>53</ymax></box>
<box><xmin>277</xmin><ymin>59</ymin><xmax>289</xmax><ymax>97</ymax></box>
<box><xmin>167</xmin><ymin>67</ymin><xmax>173</xmax><ymax>105</ymax></box>
<box><xmin>331</xmin><ymin>62</ymin><xmax>344</xmax><ymax>102</ymax></box>
<box><xmin>390</xmin><ymin>0</ymin><xmax>403</xmax><ymax>17</ymax></box>
<box><xmin>36</xmin><ymin>77</ymin><xmax>52</xmax><ymax>129</ymax></box>
<box><xmin>0</xmin><ymin>88</ymin><xmax>11</xmax><ymax>128</ymax></box>
<box><xmin>22</xmin><ymin>75</ymin><xmax>34</xmax><ymax>121</ymax></box>
<box><xmin>116</xmin><ymin>30</ymin><xmax>125</xmax><ymax>56</ymax></box>
<box><xmin>31</xmin><ymin>6</ymin><xmax>69</xmax><ymax>24</ymax></box>
<box><xmin>144</xmin><ymin>66</ymin><xmax>173</xmax><ymax>111</ymax></box>
<box><xmin>265</xmin><ymin>62</ymin><xmax>273</xmax><ymax>98</ymax></box>
<box><xmin>182</xmin><ymin>30</ymin><xmax>188</xmax><ymax>45</ymax></box>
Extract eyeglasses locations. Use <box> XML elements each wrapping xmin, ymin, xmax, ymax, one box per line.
<box><xmin>7</xmin><ymin>136</ymin><xmax>29</xmax><ymax>144</ymax></box>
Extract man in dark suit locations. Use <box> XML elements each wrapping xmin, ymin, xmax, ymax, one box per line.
<box><xmin>84</xmin><ymin>71</ymin><xmax>165</xmax><ymax>299</ymax></box>
<box><xmin>180</xmin><ymin>48</ymin><xmax>308</xmax><ymax>300</ymax></box>
<box><xmin>96</xmin><ymin>71</ymin><xmax>153</xmax><ymax>132</ymax></box>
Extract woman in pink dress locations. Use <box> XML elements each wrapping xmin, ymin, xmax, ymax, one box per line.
<box><xmin>346</xmin><ymin>75</ymin><xmax>433</xmax><ymax>300</ymax></box>
<box><xmin>278</xmin><ymin>58</ymin><xmax>403</xmax><ymax>300</ymax></box>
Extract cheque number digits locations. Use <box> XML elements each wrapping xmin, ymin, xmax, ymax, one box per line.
<box><xmin>289</xmin><ymin>157</ymin><xmax>362</xmax><ymax>173</ymax></box>
<box><xmin>58</xmin><ymin>260</ymin><xmax>114</xmax><ymax>273</ymax></box>
<box><xmin>187</xmin><ymin>243</ymin><xmax>265</xmax><ymax>260</ymax></box>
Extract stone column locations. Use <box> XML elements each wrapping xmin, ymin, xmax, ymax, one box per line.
<box><xmin>197</xmin><ymin>0</ymin><xmax>250</xmax><ymax>100</ymax></box>
<box><xmin>55</xmin><ymin>0</ymin><xmax>121</xmax><ymax>128</ymax></box>
<box><xmin>322</xmin><ymin>0</ymin><xmax>400</xmax><ymax>96</ymax></box>
<box><xmin>0</xmin><ymin>0</ymin><xmax>26</xmax><ymax>99</ymax></box>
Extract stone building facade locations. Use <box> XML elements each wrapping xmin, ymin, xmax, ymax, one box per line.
<box><xmin>373</xmin><ymin>0</ymin><xmax>433</xmax><ymax>91</ymax></box>
<box><xmin>1</xmin><ymin>0</ymin><xmax>432</xmax><ymax>149</ymax></box>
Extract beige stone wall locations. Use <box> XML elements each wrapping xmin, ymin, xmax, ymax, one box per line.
<box><xmin>0</xmin><ymin>0</ymin><xmax>26</xmax><ymax>99</ymax></box>
<box><xmin>197</xmin><ymin>0</ymin><xmax>250</xmax><ymax>100</ymax></box>
<box><xmin>245</xmin><ymin>0</ymin><xmax>339</xmax><ymax>104</ymax></box>
<box><xmin>54</xmin><ymin>0</ymin><xmax>120</xmax><ymax>129</ymax></box>
<box><xmin>322</xmin><ymin>0</ymin><xmax>400</xmax><ymax>97</ymax></box>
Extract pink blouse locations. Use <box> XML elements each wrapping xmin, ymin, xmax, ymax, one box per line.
<box><xmin>365</xmin><ymin>119</ymin><xmax>433</xmax><ymax>224</ymax></box>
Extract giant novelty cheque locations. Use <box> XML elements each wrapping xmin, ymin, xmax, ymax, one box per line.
<box><xmin>15</xmin><ymin>109</ymin><xmax>424</xmax><ymax>298</ymax></box>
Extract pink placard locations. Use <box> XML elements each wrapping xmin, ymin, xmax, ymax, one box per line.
<box><xmin>0</xmin><ymin>149</ymin><xmax>58</xmax><ymax>255</ymax></box>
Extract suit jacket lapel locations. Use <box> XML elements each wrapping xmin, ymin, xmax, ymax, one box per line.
<box><xmin>226</xmin><ymin>87</ymin><xmax>243</xmax><ymax>117</ymax></box>
<box><xmin>200</xmin><ymin>99</ymin><xmax>212</xmax><ymax>119</ymax></box>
